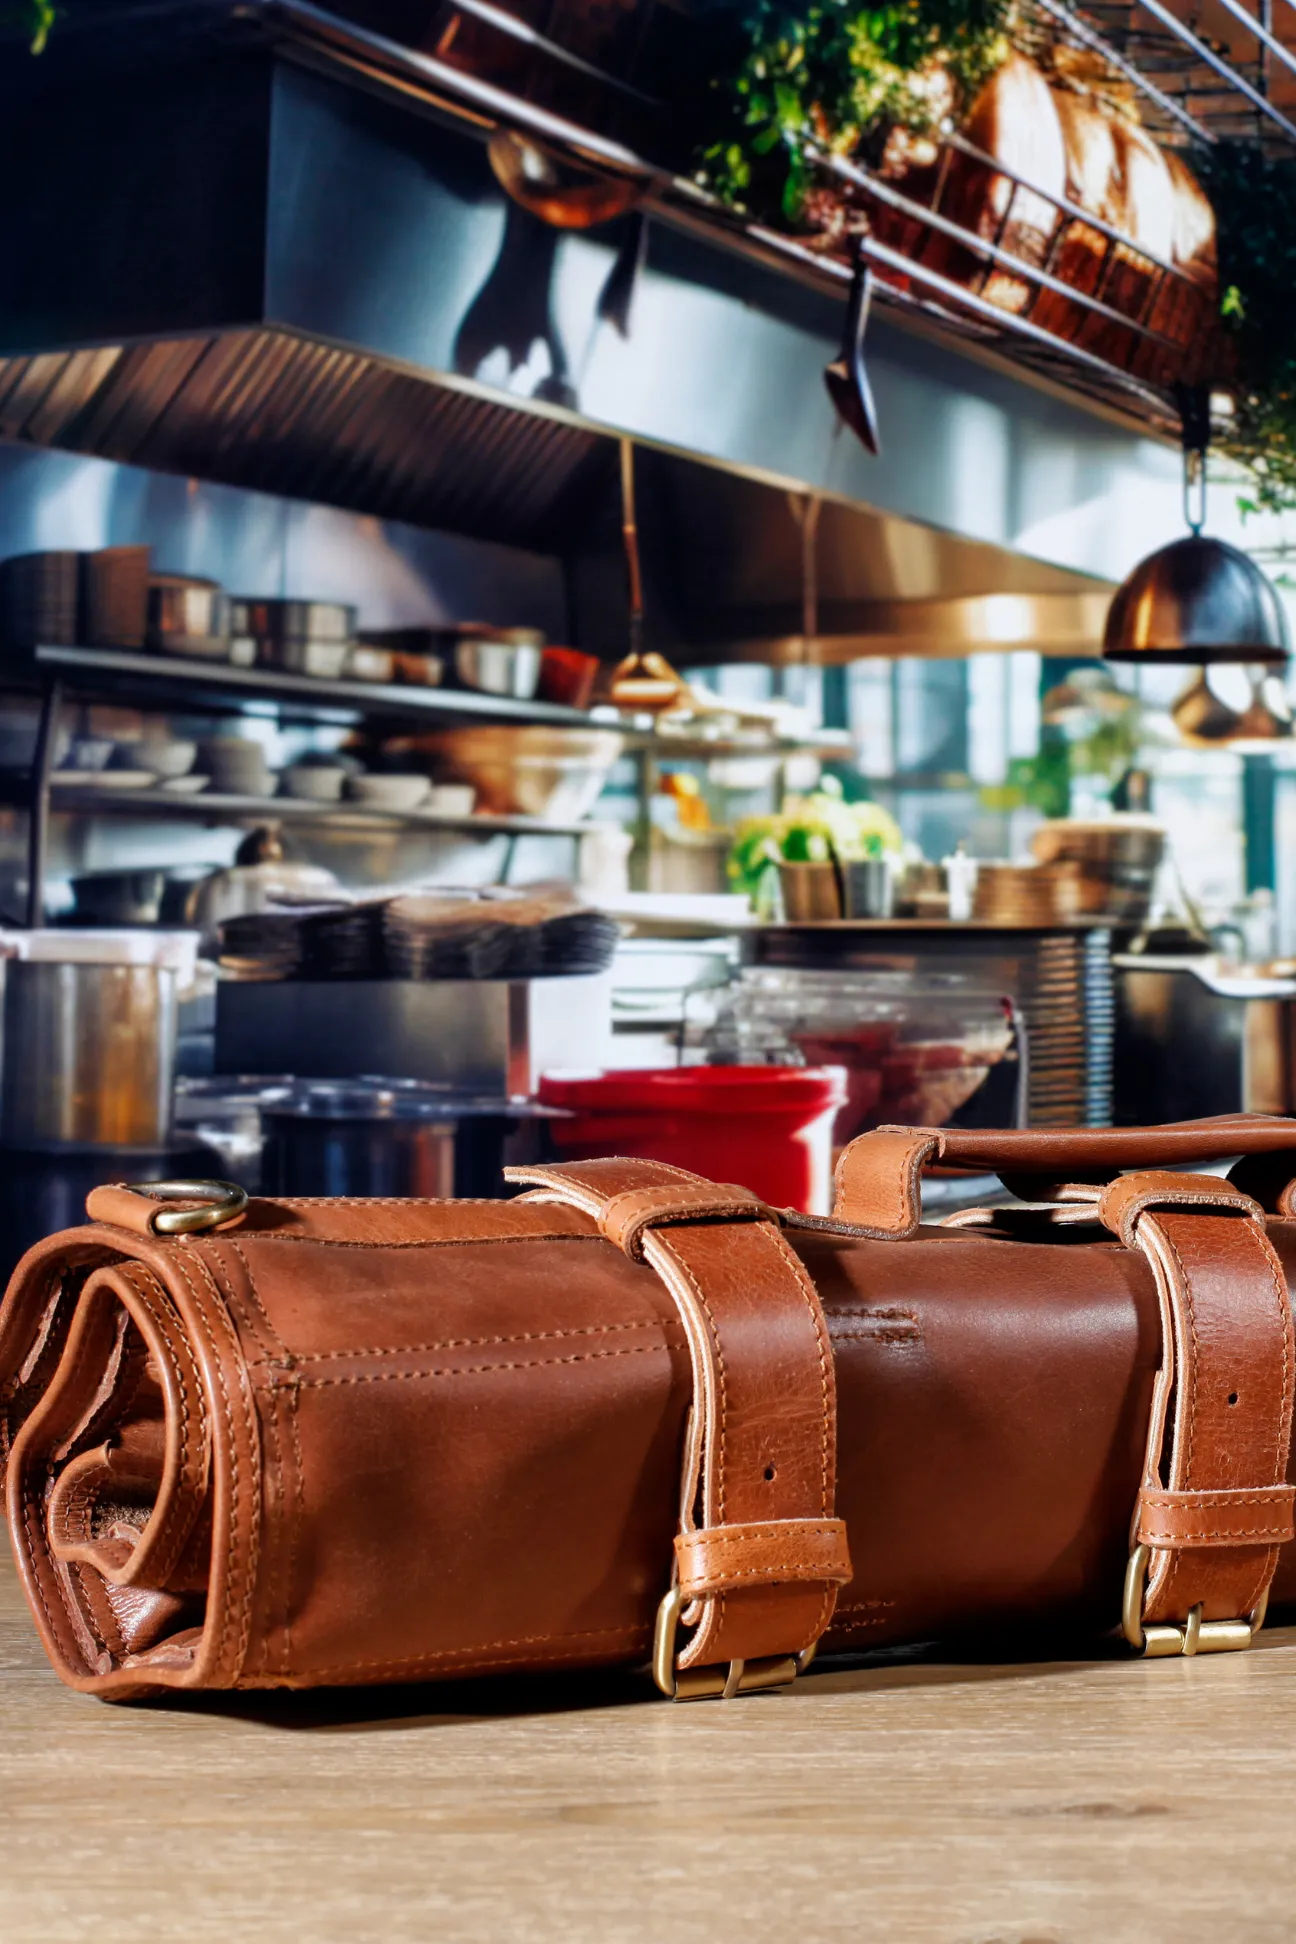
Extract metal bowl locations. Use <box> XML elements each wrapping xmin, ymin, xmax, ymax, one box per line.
<box><xmin>412</xmin><ymin>726</ymin><xmax>624</xmax><ymax>822</ymax></box>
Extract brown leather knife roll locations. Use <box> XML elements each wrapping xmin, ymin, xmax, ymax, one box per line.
<box><xmin>3</xmin><ymin>1114</ymin><xmax>1296</xmax><ymax>1702</ymax></box>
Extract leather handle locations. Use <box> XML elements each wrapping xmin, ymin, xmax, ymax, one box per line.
<box><xmin>506</xmin><ymin>1157</ymin><xmax>850</xmax><ymax>1691</ymax></box>
<box><xmin>833</xmin><ymin>1115</ymin><xmax>1296</xmax><ymax>1236</ymax></box>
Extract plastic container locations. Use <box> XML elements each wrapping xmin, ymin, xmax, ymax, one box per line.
<box><xmin>536</xmin><ymin>1065</ymin><xmax>848</xmax><ymax>1215</ymax></box>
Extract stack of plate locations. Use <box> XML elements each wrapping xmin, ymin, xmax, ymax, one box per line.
<box><xmin>383</xmin><ymin>889</ymin><xmax>620</xmax><ymax>980</ymax></box>
<box><xmin>973</xmin><ymin>862</ymin><xmax>1083</xmax><ymax>926</ymax></box>
<box><xmin>1030</xmin><ymin>816</ymin><xmax>1165</xmax><ymax>922</ymax></box>
<box><xmin>0</xmin><ymin>552</ymin><xmax>80</xmax><ymax>648</ymax></box>
<box><xmin>219</xmin><ymin>901</ymin><xmax>386</xmax><ymax>980</ymax></box>
<box><xmin>83</xmin><ymin>547</ymin><xmax>151</xmax><ymax>648</ymax></box>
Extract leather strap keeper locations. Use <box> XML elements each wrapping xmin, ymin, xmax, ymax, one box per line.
<box><xmin>597</xmin><ymin>1182</ymin><xmax>770</xmax><ymax>1262</ymax></box>
<box><xmin>1137</xmin><ymin>1486</ymin><xmax>1296</xmax><ymax>1550</ymax></box>
<box><xmin>673</xmin><ymin>1518</ymin><xmax>853</xmax><ymax>1601</ymax></box>
<box><xmin>1099</xmin><ymin>1170</ymin><xmax>1264</xmax><ymax>1248</ymax></box>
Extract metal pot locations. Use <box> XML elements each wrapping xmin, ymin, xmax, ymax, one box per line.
<box><xmin>454</xmin><ymin>637</ymin><xmax>543</xmax><ymax>698</ymax></box>
<box><xmin>69</xmin><ymin>868</ymin><xmax>169</xmax><ymax>926</ymax></box>
<box><xmin>259</xmin><ymin>1080</ymin><xmax>537</xmax><ymax>1199</ymax></box>
<box><xmin>1</xmin><ymin>958</ymin><xmax>179</xmax><ymax>1147</ymax></box>
<box><xmin>146</xmin><ymin>575</ymin><xmax>231</xmax><ymax>659</ymax></box>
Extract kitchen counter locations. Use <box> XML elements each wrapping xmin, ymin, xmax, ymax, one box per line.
<box><xmin>3</xmin><ymin>1545</ymin><xmax>1296</xmax><ymax>1942</ymax></box>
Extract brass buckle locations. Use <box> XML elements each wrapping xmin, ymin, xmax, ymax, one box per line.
<box><xmin>651</xmin><ymin>1584</ymin><xmax>813</xmax><ymax>1701</ymax></box>
<box><xmin>122</xmin><ymin>1178</ymin><xmax>249</xmax><ymax>1237</ymax></box>
<box><xmin>1121</xmin><ymin>1543</ymin><xmax>1268</xmax><ymax>1658</ymax></box>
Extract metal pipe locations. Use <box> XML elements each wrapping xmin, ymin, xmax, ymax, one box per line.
<box><xmin>855</xmin><ymin>233</ymin><xmax>1173</xmax><ymax>406</ymax></box>
<box><xmin>441</xmin><ymin>0</ymin><xmax>659</xmax><ymax>105</ymax></box>
<box><xmin>812</xmin><ymin>147</ymin><xmax>1187</xmax><ymax>354</ymax></box>
<box><xmin>25</xmin><ymin>678</ymin><xmax>61</xmax><ymax>930</ymax></box>
<box><xmin>1028</xmin><ymin>0</ymin><xmax>1214</xmax><ymax>142</ymax></box>
<box><xmin>1121</xmin><ymin>0</ymin><xmax>1296</xmax><ymax>144</ymax></box>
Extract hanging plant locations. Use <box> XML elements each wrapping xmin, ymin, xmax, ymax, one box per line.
<box><xmin>1192</xmin><ymin>141</ymin><xmax>1296</xmax><ymax>517</ymax></box>
<box><xmin>697</xmin><ymin>0</ymin><xmax>1014</xmax><ymax>223</ymax></box>
<box><xmin>7</xmin><ymin>0</ymin><xmax>53</xmax><ymax>48</ymax></box>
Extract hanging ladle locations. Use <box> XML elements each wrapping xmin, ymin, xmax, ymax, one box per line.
<box><xmin>488</xmin><ymin>131</ymin><xmax>650</xmax><ymax>230</ymax></box>
<box><xmin>824</xmin><ymin>247</ymin><xmax>880</xmax><ymax>456</ymax></box>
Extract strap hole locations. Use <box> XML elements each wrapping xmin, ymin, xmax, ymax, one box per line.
<box><xmin>1228</xmin><ymin>1392</ymin><xmax>1239</xmax><ymax>1406</ymax></box>
<box><xmin>763</xmin><ymin>1465</ymin><xmax>777</xmax><ymax>1482</ymax></box>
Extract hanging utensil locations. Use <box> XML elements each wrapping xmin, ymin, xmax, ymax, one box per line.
<box><xmin>488</xmin><ymin>131</ymin><xmax>649</xmax><ymax>230</ymax></box>
<box><xmin>824</xmin><ymin>250</ymin><xmax>880</xmax><ymax>456</ymax></box>
<box><xmin>1170</xmin><ymin>667</ymin><xmax>1243</xmax><ymax>744</ymax></box>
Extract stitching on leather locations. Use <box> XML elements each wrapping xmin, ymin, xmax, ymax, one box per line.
<box><xmin>169</xmin><ymin>1245</ymin><xmax>259</xmax><ymax>1686</ymax></box>
<box><xmin>116</xmin><ymin>1263</ymin><xmax>205</xmax><ymax>1586</ymax></box>
<box><xmin>229</xmin><ymin>1233</ymin><xmax>607</xmax><ymax>1252</ymax></box>
<box><xmin>1157</xmin><ymin>1221</ymin><xmax>1200</xmax><ymax>1488</ymax></box>
<box><xmin>285</xmin><ymin>1380</ymin><xmax>303</xmax><ymax>1679</ymax></box>
<box><xmin>1141</xmin><ymin>1524</ymin><xmax>1293</xmax><ymax>1542</ymax></box>
<box><xmin>293</xmin><ymin>1343</ymin><xmax>670</xmax><ymax>1387</ymax></box>
<box><xmin>681</xmin><ymin>1523</ymin><xmax>846</xmax><ymax>1545</ymax></box>
<box><xmin>767</xmin><ymin>1224</ymin><xmax>837</xmax><ymax>1645</ymax></box>
<box><xmin>267</xmin><ymin>1624</ymin><xmax>649</xmax><ymax>1683</ymax></box>
<box><xmin>222</xmin><ymin>1238</ymin><xmax>288</xmax><ymax>1362</ymax></box>
<box><xmin>652</xmin><ymin>1233</ymin><xmax>730</xmax><ymax>1647</ymax></box>
<box><xmin>273</xmin><ymin>1320</ymin><xmax>675</xmax><ymax>1364</ymax></box>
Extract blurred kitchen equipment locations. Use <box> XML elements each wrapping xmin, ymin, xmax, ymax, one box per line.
<box><xmin>426</xmin><ymin>783</ymin><xmax>476</xmax><ymax>816</ymax></box>
<box><xmin>778</xmin><ymin>859</ymin><xmax>840</xmax><ymax>922</ymax></box>
<box><xmin>840</xmin><ymin>857</ymin><xmax>894</xmax><ymax>919</ymax></box>
<box><xmin>135</xmin><ymin>736</ymin><xmax>198</xmax><ymax>781</ymax></box>
<box><xmin>146</xmin><ymin>574</ymin><xmax>231</xmax><ymax>659</ymax></box>
<box><xmin>184</xmin><ymin>830</ymin><xmax>338</xmax><ymax>944</ymax></box>
<box><xmin>198</xmin><ymin>736</ymin><xmax>275</xmax><ymax>797</ymax></box>
<box><xmin>282</xmin><ymin>762</ymin><xmax>347</xmax><ymax>802</ymax></box>
<box><xmin>453</xmin><ymin>633</ymin><xmax>544</xmax><ymax>698</ymax></box>
<box><xmin>82</xmin><ymin>546</ymin><xmax>150</xmax><ymax>648</ymax></box>
<box><xmin>893</xmin><ymin>860</ymin><xmax>949</xmax><ymax>919</ymax></box>
<box><xmin>216</xmin><ymin>971</ymin><xmax>613</xmax><ymax>1092</ymax></box>
<box><xmin>487</xmin><ymin>131</ymin><xmax>647</xmax><ymax>229</ymax></box>
<box><xmin>1031</xmin><ymin>816</ymin><xmax>1166</xmax><ymax>922</ymax></box>
<box><xmin>607</xmin><ymin>650</ymin><xmax>685</xmax><ymax>712</ymax></box>
<box><xmin>1</xmin><ymin>957</ymin><xmax>179</xmax><ymax>1146</ymax></box>
<box><xmin>68</xmin><ymin>867</ymin><xmax>169</xmax><ymax>926</ymax></box>
<box><xmin>345</xmin><ymin>643</ymin><xmax>395</xmax><ymax>683</ymax></box>
<box><xmin>1114</xmin><ymin>954</ymin><xmax>1296</xmax><ymax>1121</ymax></box>
<box><xmin>230</xmin><ymin>599</ymin><xmax>357</xmax><ymax>678</ymax></box>
<box><xmin>345</xmin><ymin>773</ymin><xmax>430</xmax><ymax>812</ymax></box>
<box><xmin>172</xmin><ymin>1075</ymin><xmax>295</xmax><ymax>1193</ymax></box>
<box><xmin>692</xmin><ymin>967</ymin><xmax>1017</xmax><ymax>1142</ymax></box>
<box><xmin>410</xmin><ymin>725</ymin><xmax>624</xmax><ymax>821</ymax></box>
<box><xmin>536</xmin><ymin>1066</ymin><xmax>848</xmax><ymax>1215</ymax></box>
<box><xmin>261</xmin><ymin>1079</ymin><xmax>546</xmax><ymax>1200</ymax></box>
<box><xmin>1171</xmin><ymin>669</ymin><xmax>1244</xmax><ymax>744</ymax></box>
<box><xmin>0</xmin><ymin>1139</ymin><xmax>217</xmax><ymax>1283</ymax></box>
<box><xmin>538</xmin><ymin>646</ymin><xmax>600</xmax><ymax>710</ymax></box>
<box><xmin>974</xmin><ymin>861</ymin><xmax>1082</xmax><ymax>925</ymax></box>
<box><xmin>355</xmin><ymin>628</ymin><xmax>445</xmax><ymax>686</ymax></box>
<box><xmin>748</xmin><ymin>922</ymin><xmax>1114</xmax><ymax>1128</ymax></box>
<box><xmin>1105</xmin><ymin>535</ymin><xmax>1289</xmax><ymax>666</ymax></box>
<box><xmin>0</xmin><ymin>551</ymin><xmax>79</xmax><ymax>648</ymax></box>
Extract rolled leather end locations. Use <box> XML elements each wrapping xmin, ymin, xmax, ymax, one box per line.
<box><xmin>674</xmin><ymin>1518</ymin><xmax>853</xmax><ymax>1602</ymax></box>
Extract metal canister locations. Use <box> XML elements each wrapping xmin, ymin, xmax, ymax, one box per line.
<box><xmin>1</xmin><ymin>959</ymin><xmax>179</xmax><ymax>1147</ymax></box>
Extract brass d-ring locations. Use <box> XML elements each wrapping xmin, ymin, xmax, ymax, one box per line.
<box><xmin>122</xmin><ymin>1179</ymin><xmax>249</xmax><ymax>1236</ymax></box>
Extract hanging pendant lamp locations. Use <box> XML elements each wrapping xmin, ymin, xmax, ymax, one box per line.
<box><xmin>1103</xmin><ymin>390</ymin><xmax>1289</xmax><ymax>667</ymax></box>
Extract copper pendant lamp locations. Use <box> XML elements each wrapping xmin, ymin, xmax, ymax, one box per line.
<box><xmin>1103</xmin><ymin>390</ymin><xmax>1289</xmax><ymax>667</ymax></box>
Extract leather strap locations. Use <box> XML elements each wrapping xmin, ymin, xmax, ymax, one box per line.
<box><xmin>833</xmin><ymin>1115</ymin><xmax>1296</xmax><ymax>1235</ymax></box>
<box><xmin>1098</xmin><ymin>1171</ymin><xmax>1296</xmax><ymax>1633</ymax></box>
<box><xmin>504</xmin><ymin>1157</ymin><xmax>851</xmax><ymax>1688</ymax></box>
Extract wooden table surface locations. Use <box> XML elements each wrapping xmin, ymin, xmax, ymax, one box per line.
<box><xmin>4</xmin><ymin>1543</ymin><xmax>1296</xmax><ymax>1943</ymax></box>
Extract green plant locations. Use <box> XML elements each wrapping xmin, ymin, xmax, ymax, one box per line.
<box><xmin>6</xmin><ymin>0</ymin><xmax>53</xmax><ymax>50</ymax></box>
<box><xmin>1194</xmin><ymin>141</ymin><xmax>1296</xmax><ymax>517</ymax></box>
<box><xmin>727</xmin><ymin>777</ymin><xmax>904</xmax><ymax>899</ymax></box>
<box><xmin>698</xmin><ymin>0</ymin><xmax>1012</xmax><ymax>222</ymax></box>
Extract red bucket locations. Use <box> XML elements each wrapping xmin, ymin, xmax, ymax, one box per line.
<box><xmin>536</xmin><ymin>1065</ymin><xmax>848</xmax><ymax>1215</ymax></box>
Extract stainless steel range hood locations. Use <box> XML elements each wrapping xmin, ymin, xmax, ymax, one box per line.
<box><xmin>0</xmin><ymin>0</ymin><xmax>1134</xmax><ymax>660</ymax></box>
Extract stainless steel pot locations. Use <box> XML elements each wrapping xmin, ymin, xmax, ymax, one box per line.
<box><xmin>259</xmin><ymin>1080</ymin><xmax>538</xmax><ymax>1198</ymax></box>
<box><xmin>1</xmin><ymin>959</ymin><xmax>179</xmax><ymax>1147</ymax></box>
<box><xmin>454</xmin><ymin>636</ymin><xmax>543</xmax><ymax>698</ymax></box>
<box><xmin>146</xmin><ymin>575</ymin><xmax>231</xmax><ymax>659</ymax></box>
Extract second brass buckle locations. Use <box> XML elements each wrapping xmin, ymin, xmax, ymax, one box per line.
<box><xmin>1122</xmin><ymin>1542</ymin><xmax>1266</xmax><ymax>1658</ymax></box>
<box><xmin>651</xmin><ymin>1584</ymin><xmax>810</xmax><ymax>1701</ymax></box>
<box><xmin>122</xmin><ymin>1178</ymin><xmax>249</xmax><ymax>1236</ymax></box>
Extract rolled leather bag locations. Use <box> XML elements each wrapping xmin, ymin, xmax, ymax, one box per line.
<box><xmin>3</xmin><ymin>1113</ymin><xmax>1296</xmax><ymax>1702</ymax></box>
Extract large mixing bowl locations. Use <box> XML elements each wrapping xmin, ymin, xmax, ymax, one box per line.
<box><xmin>413</xmin><ymin>727</ymin><xmax>625</xmax><ymax>822</ymax></box>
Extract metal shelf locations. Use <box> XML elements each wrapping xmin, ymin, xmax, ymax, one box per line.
<box><xmin>37</xmin><ymin>783</ymin><xmax>595</xmax><ymax>839</ymax></box>
<box><xmin>30</xmin><ymin>646</ymin><xmax>620</xmax><ymax>733</ymax></box>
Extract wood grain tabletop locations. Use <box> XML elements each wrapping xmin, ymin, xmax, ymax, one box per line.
<box><xmin>3</xmin><ymin>1543</ymin><xmax>1294</xmax><ymax>1943</ymax></box>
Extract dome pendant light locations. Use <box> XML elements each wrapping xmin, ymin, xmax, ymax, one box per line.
<box><xmin>1103</xmin><ymin>388</ymin><xmax>1289</xmax><ymax>667</ymax></box>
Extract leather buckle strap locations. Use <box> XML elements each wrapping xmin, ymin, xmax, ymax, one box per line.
<box><xmin>1099</xmin><ymin>1171</ymin><xmax>1295</xmax><ymax>1657</ymax></box>
<box><xmin>505</xmin><ymin>1157</ymin><xmax>851</xmax><ymax>1700</ymax></box>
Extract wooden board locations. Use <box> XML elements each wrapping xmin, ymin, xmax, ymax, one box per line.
<box><xmin>3</xmin><ymin>1541</ymin><xmax>1295</xmax><ymax>1942</ymax></box>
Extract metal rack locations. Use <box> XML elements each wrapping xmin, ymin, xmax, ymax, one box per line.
<box><xmin>256</xmin><ymin>0</ymin><xmax>1296</xmax><ymax>438</ymax></box>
